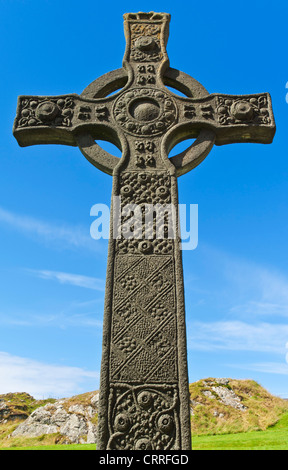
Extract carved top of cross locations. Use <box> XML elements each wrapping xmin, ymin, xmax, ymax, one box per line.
<box><xmin>13</xmin><ymin>12</ymin><xmax>276</xmax><ymax>176</ymax></box>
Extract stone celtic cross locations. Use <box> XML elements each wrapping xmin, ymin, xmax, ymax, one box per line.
<box><xmin>13</xmin><ymin>12</ymin><xmax>275</xmax><ymax>450</ymax></box>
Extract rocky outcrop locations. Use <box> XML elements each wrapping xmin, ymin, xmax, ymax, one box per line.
<box><xmin>11</xmin><ymin>392</ymin><xmax>99</xmax><ymax>444</ymax></box>
<box><xmin>199</xmin><ymin>378</ymin><xmax>246</xmax><ymax>411</ymax></box>
<box><xmin>0</xmin><ymin>399</ymin><xmax>26</xmax><ymax>423</ymax></box>
<box><xmin>211</xmin><ymin>384</ymin><xmax>247</xmax><ymax>411</ymax></box>
<box><xmin>189</xmin><ymin>377</ymin><xmax>288</xmax><ymax>435</ymax></box>
<box><xmin>0</xmin><ymin>393</ymin><xmax>48</xmax><ymax>424</ymax></box>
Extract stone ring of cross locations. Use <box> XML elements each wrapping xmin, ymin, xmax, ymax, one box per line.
<box><xmin>13</xmin><ymin>12</ymin><xmax>275</xmax><ymax>178</ymax></box>
<box><xmin>75</xmin><ymin>67</ymin><xmax>216</xmax><ymax>176</ymax></box>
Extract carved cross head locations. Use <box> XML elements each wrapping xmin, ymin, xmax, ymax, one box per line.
<box><xmin>13</xmin><ymin>12</ymin><xmax>276</xmax><ymax>177</ymax></box>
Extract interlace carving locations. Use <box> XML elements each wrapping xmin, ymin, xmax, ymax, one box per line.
<box><xmin>108</xmin><ymin>384</ymin><xmax>179</xmax><ymax>450</ymax></box>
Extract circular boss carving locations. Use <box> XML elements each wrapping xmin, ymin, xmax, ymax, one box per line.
<box><xmin>129</xmin><ymin>98</ymin><xmax>160</xmax><ymax>121</ymax></box>
<box><xmin>36</xmin><ymin>101</ymin><xmax>59</xmax><ymax>122</ymax></box>
<box><xmin>138</xmin><ymin>240</ymin><xmax>153</xmax><ymax>255</ymax></box>
<box><xmin>76</xmin><ymin>67</ymin><xmax>216</xmax><ymax>176</ymax></box>
<box><xmin>135</xmin><ymin>437</ymin><xmax>153</xmax><ymax>450</ymax></box>
<box><xmin>135</xmin><ymin>36</ymin><xmax>156</xmax><ymax>51</ymax></box>
<box><xmin>113</xmin><ymin>88</ymin><xmax>177</xmax><ymax>136</ymax></box>
<box><xmin>157</xmin><ymin>414</ymin><xmax>174</xmax><ymax>434</ymax></box>
<box><xmin>137</xmin><ymin>390</ymin><xmax>153</xmax><ymax>408</ymax></box>
<box><xmin>231</xmin><ymin>101</ymin><xmax>253</xmax><ymax>121</ymax></box>
<box><xmin>114</xmin><ymin>413</ymin><xmax>131</xmax><ymax>432</ymax></box>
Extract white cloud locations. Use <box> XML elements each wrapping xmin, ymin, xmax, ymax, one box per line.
<box><xmin>0</xmin><ymin>206</ymin><xmax>101</xmax><ymax>252</ymax></box>
<box><xmin>233</xmin><ymin>362</ymin><xmax>288</xmax><ymax>376</ymax></box>
<box><xmin>226</xmin><ymin>258</ymin><xmax>288</xmax><ymax>318</ymax></box>
<box><xmin>0</xmin><ymin>352</ymin><xmax>99</xmax><ymax>399</ymax></box>
<box><xmin>195</xmin><ymin>244</ymin><xmax>288</xmax><ymax>319</ymax></box>
<box><xmin>28</xmin><ymin>269</ymin><xmax>105</xmax><ymax>291</ymax></box>
<box><xmin>0</xmin><ymin>307</ymin><xmax>104</xmax><ymax>329</ymax></box>
<box><xmin>187</xmin><ymin>320</ymin><xmax>288</xmax><ymax>355</ymax></box>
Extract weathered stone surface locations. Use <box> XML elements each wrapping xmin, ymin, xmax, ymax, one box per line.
<box><xmin>13</xmin><ymin>11</ymin><xmax>276</xmax><ymax>450</ymax></box>
<box><xmin>0</xmin><ymin>393</ymin><xmax>48</xmax><ymax>424</ymax></box>
<box><xmin>200</xmin><ymin>378</ymin><xmax>247</xmax><ymax>411</ymax></box>
<box><xmin>211</xmin><ymin>386</ymin><xmax>247</xmax><ymax>411</ymax></box>
<box><xmin>192</xmin><ymin>378</ymin><xmax>248</xmax><ymax>417</ymax></box>
<box><xmin>0</xmin><ymin>400</ymin><xmax>27</xmax><ymax>423</ymax></box>
<box><xmin>202</xmin><ymin>390</ymin><xmax>215</xmax><ymax>399</ymax></box>
<box><xmin>12</xmin><ymin>393</ymin><xmax>99</xmax><ymax>444</ymax></box>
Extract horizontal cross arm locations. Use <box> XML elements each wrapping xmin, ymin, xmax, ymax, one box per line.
<box><xmin>177</xmin><ymin>92</ymin><xmax>276</xmax><ymax>145</ymax></box>
<box><xmin>13</xmin><ymin>94</ymin><xmax>113</xmax><ymax>147</ymax></box>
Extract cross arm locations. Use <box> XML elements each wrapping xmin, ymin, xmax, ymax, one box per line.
<box><xmin>13</xmin><ymin>94</ymin><xmax>115</xmax><ymax>147</ymax></box>
<box><xmin>173</xmin><ymin>92</ymin><xmax>275</xmax><ymax>146</ymax></box>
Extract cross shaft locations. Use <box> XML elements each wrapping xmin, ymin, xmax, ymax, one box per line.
<box><xmin>13</xmin><ymin>12</ymin><xmax>276</xmax><ymax>450</ymax></box>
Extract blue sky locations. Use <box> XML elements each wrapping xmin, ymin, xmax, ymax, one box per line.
<box><xmin>0</xmin><ymin>0</ymin><xmax>288</xmax><ymax>399</ymax></box>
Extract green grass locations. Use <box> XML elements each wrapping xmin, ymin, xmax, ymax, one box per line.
<box><xmin>192</xmin><ymin>412</ymin><xmax>288</xmax><ymax>450</ymax></box>
<box><xmin>0</xmin><ymin>412</ymin><xmax>288</xmax><ymax>450</ymax></box>
<box><xmin>1</xmin><ymin>443</ymin><xmax>96</xmax><ymax>450</ymax></box>
<box><xmin>3</xmin><ymin>414</ymin><xmax>288</xmax><ymax>450</ymax></box>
